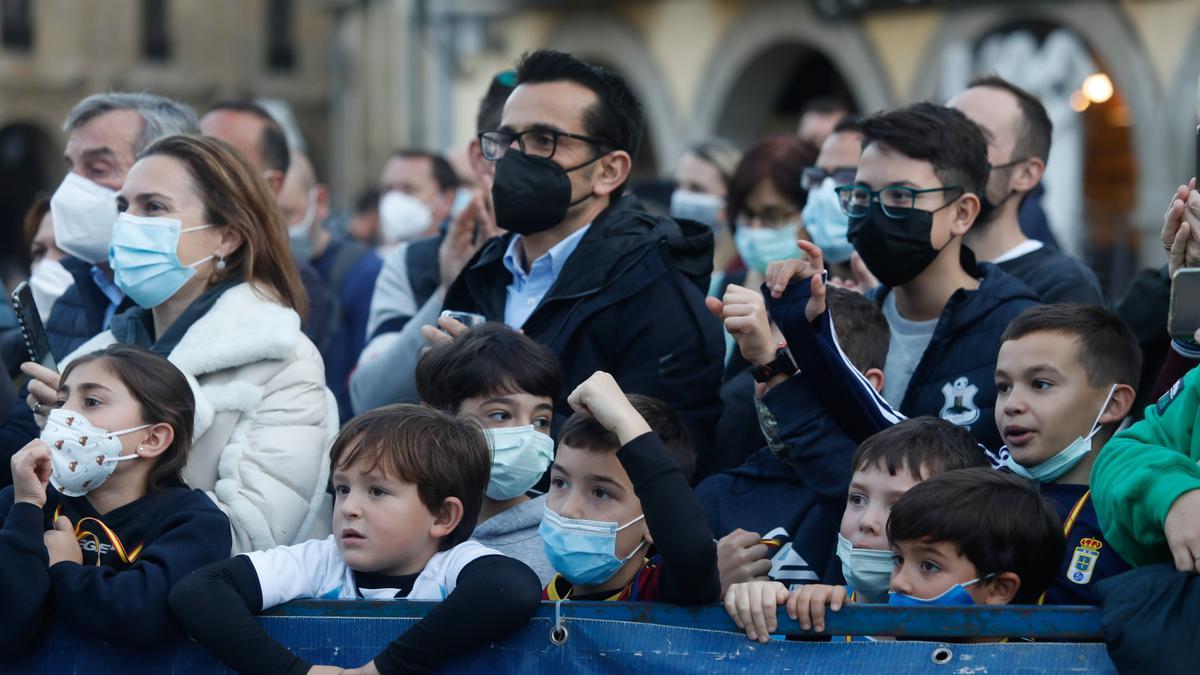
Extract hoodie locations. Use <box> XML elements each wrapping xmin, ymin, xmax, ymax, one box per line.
<box><xmin>470</xmin><ymin>494</ymin><xmax>554</xmax><ymax>585</ymax></box>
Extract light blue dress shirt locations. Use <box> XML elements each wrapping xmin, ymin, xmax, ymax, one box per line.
<box><xmin>90</xmin><ymin>265</ymin><xmax>125</xmax><ymax>329</ymax></box>
<box><xmin>501</xmin><ymin>224</ymin><xmax>591</xmax><ymax>329</ymax></box>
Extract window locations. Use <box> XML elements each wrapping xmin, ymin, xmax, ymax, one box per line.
<box><xmin>142</xmin><ymin>0</ymin><xmax>170</xmax><ymax>61</ymax></box>
<box><xmin>266</xmin><ymin>0</ymin><xmax>295</xmax><ymax>72</ymax></box>
<box><xmin>1</xmin><ymin>0</ymin><xmax>33</xmax><ymax>51</ymax></box>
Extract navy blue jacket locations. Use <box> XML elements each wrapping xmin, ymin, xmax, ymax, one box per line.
<box><xmin>1039</xmin><ymin>483</ymin><xmax>1131</xmax><ymax>606</ymax></box>
<box><xmin>996</xmin><ymin>245</ymin><xmax>1103</xmax><ymax>305</ymax></box>
<box><xmin>0</xmin><ymin>485</ymin><xmax>231</xmax><ymax>657</ymax></box>
<box><xmin>1096</xmin><ymin>564</ymin><xmax>1200</xmax><ymax>675</ymax></box>
<box><xmin>311</xmin><ymin>238</ymin><xmax>383</xmax><ymax>422</ymax></box>
<box><xmin>443</xmin><ymin>196</ymin><xmax>725</xmax><ymax>457</ymax></box>
<box><xmin>695</xmin><ymin>375</ymin><xmax>856</xmax><ymax>587</ymax></box>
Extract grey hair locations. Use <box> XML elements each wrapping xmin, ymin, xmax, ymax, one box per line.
<box><xmin>63</xmin><ymin>92</ymin><xmax>199</xmax><ymax>155</ymax></box>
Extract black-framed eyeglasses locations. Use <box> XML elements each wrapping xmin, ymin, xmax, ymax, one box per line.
<box><xmin>834</xmin><ymin>183</ymin><xmax>964</xmax><ymax>219</ymax></box>
<box><xmin>478</xmin><ymin>128</ymin><xmax>612</xmax><ymax>162</ymax></box>
<box><xmin>801</xmin><ymin>166</ymin><xmax>858</xmax><ymax>192</ymax></box>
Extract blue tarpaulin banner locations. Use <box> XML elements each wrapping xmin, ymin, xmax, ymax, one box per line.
<box><xmin>0</xmin><ymin>601</ymin><xmax>1117</xmax><ymax>673</ymax></box>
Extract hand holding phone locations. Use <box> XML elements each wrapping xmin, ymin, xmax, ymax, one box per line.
<box><xmin>1169</xmin><ymin>268</ymin><xmax>1200</xmax><ymax>341</ymax></box>
<box><xmin>10</xmin><ymin>282</ymin><xmax>56</xmax><ymax>371</ymax></box>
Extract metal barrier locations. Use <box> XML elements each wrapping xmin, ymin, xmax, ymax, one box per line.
<box><xmin>0</xmin><ymin>601</ymin><xmax>1116</xmax><ymax>673</ymax></box>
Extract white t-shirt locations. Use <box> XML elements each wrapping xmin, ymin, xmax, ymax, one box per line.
<box><xmin>243</xmin><ymin>535</ymin><xmax>499</xmax><ymax>608</ymax></box>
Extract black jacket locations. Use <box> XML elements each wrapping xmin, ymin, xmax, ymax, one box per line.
<box><xmin>443</xmin><ymin>196</ymin><xmax>724</xmax><ymax>461</ymax></box>
<box><xmin>1096</xmin><ymin>563</ymin><xmax>1200</xmax><ymax>675</ymax></box>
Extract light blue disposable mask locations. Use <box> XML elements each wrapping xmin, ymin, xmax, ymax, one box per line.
<box><xmin>287</xmin><ymin>188</ymin><xmax>318</xmax><ymax>262</ymax></box>
<box><xmin>1002</xmin><ymin>385</ymin><xmax>1117</xmax><ymax>483</ymax></box>
<box><xmin>836</xmin><ymin>533</ymin><xmax>894</xmax><ymax>602</ymax></box>
<box><xmin>483</xmin><ymin>425</ymin><xmax>554</xmax><ymax>501</ymax></box>
<box><xmin>887</xmin><ymin>574</ymin><xmax>992</xmax><ymax>607</ymax></box>
<box><xmin>670</xmin><ymin>189</ymin><xmax>724</xmax><ymax>230</ymax></box>
<box><xmin>109</xmin><ymin>213</ymin><xmax>214</xmax><ymax>309</ymax></box>
<box><xmin>801</xmin><ymin>177</ymin><xmax>855</xmax><ymax>264</ymax></box>
<box><xmin>734</xmin><ymin>225</ymin><xmax>801</xmax><ymax>274</ymax></box>
<box><xmin>540</xmin><ymin>507</ymin><xmax>646</xmax><ymax>586</ymax></box>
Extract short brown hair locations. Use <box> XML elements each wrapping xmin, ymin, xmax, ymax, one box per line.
<box><xmin>1000</xmin><ymin>304</ymin><xmax>1141</xmax><ymax>391</ymax></box>
<box><xmin>828</xmin><ymin>286</ymin><xmax>889</xmax><ymax>373</ymax></box>
<box><xmin>558</xmin><ymin>395</ymin><xmax>695</xmax><ymax>478</ymax></box>
<box><xmin>852</xmin><ymin>416</ymin><xmax>989</xmax><ymax>482</ymax></box>
<box><xmin>727</xmin><ymin>135</ymin><xmax>818</xmax><ymax>224</ymax></box>
<box><xmin>60</xmin><ymin>344</ymin><xmax>195</xmax><ymax>492</ymax></box>
<box><xmin>22</xmin><ymin>195</ymin><xmax>50</xmax><ymax>251</ymax></box>
<box><xmin>139</xmin><ymin>134</ymin><xmax>307</xmax><ymax>320</ymax></box>
<box><xmin>329</xmin><ymin>404</ymin><xmax>490</xmax><ymax>550</ymax></box>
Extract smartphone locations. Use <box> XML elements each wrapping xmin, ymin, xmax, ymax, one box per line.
<box><xmin>1169</xmin><ymin>268</ymin><xmax>1200</xmax><ymax>341</ymax></box>
<box><xmin>10</xmin><ymin>282</ymin><xmax>57</xmax><ymax>371</ymax></box>
<box><xmin>439</xmin><ymin>310</ymin><xmax>486</xmax><ymax>329</ymax></box>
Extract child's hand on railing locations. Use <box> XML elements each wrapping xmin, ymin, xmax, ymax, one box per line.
<box><xmin>723</xmin><ymin>580</ymin><xmax>787</xmax><ymax>643</ymax></box>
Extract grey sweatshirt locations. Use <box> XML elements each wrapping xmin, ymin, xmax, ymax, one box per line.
<box><xmin>471</xmin><ymin>494</ymin><xmax>554</xmax><ymax>585</ymax></box>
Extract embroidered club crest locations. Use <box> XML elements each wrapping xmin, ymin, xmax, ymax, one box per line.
<box><xmin>1069</xmin><ymin>538</ymin><xmax>1103</xmax><ymax>585</ymax></box>
<box><xmin>940</xmin><ymin>377</ymin><xmax>980</xmax><ymax>426</ymax></box>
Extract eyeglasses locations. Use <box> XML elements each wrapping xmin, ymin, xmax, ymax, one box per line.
<box><xmin>736</xmin><ymin>209</ymin><xmax>802</xmax><ymax>231</ymax></box>
<box><xmin>801</xmin><ymin>166</ymin><xmax>858</xmax><ymax>192</ymax></box>
<box><xmin>834</xmin><ymin>183</ymin><xmax>964</xmax><ymax>219</ymax></box>
<box><xmin>478</xmin><ymin>128</ymin><xmax>612</xmax><ymax>162</ymax></box>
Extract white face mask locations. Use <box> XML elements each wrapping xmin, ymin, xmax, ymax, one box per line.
<box><xmin>1003</xmin><ymin>384</ymin><xmax>1118</xmax><ymax>483</ymax></box>
<box><xmin>50</xmin><ymin>173</ymin><xmax>120</xmax><ymax>263</ymax></box>
<box><xmin>483</xmin><ymin>426</ymin><xmax>554</xmax><ymax>501</ymax></box>
<box><xmin>42</xmin><ymin>408</ymin><xmax>149</xmax><ymax>497</ymax></box>
<box><xmin>378</xmin><ymin>190</ymin><xmax>433</xmax><ymax>244</ymax></box>
<box><xmin>836</xmin><ymin>533</ymin><xmax>895</xmax><ymax>602</ymax></box>
<box><xmin>29</xmin><ymin>258</ymin><xmax>75</xmax><ymax>322</ymax></box>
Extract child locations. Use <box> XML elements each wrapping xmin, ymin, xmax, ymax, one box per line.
<box><xmin>724</xmin><ymin>417</ymin><xmax>987</xmax><ymax>641</ymax></box>
<box><xmin>415</xmin><ymin>322</ymin><xmax>562</xmax><ymax>583</ymax></box>
<box><xmin>542</xmin><ymin>371</ymin><xmax>717</xmax><ymax>603</ymax></box>
<box><xmin>0</xmin><ymin>344</ymin><xmax>231</xmax><ymax>657</ymax></box>
<box><xmin>169</xmin><ymin>404</ymin><xmax>541</xmax><ymax>673</ymax></box>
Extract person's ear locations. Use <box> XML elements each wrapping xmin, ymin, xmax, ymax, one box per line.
<box><xmin>590</xmin><ymin>151</ymin><xmax>633</xmax><ymax>199</ymax></box>
<box><xmin>134</xmin><ymin>422</ymin><xmax>175</xmax><ymax>460</ymax></box>
<box><xmin>467</xmin><ymin>139</ymin><xmax>490</xmax><ymax>184</ymax></box>
<box><xmin>979</xmin><ymin>572</ymin><xmax>1021</xmax><ymax>605</ymax></box>
<box><xmin>430</xmin><ymin>497</ymin><xmax>465</xmax><ymax>540</ymax></box>
<box><xmin>216</xmin><ymin>226</ymin><xmax>245</xmax><ymax>260</ymax></box>
<box><xmin>263</xmin><ymin>170</ymin><xmax>285</xmax><ymax>195</ymax></box>
<box><xmin>864</xmin><ymin>368</ymin><xmax>885</xmax><ymax>395</ymax></box>
<box><xmin>1101</xmin><ymin>384</ymin><xmax>1138</xmax><ymax>425</ymax></box>
<box><xmin>951</xmin><ymin>192</ymin><xmax>981</xmax><ymax>236</ymax></box>
<box><xmin>1011</xmin><ymin>157</ymin><xmax>1045</xmax><ymax>193</ymax></box>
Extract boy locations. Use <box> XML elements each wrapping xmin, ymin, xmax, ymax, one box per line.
<box><xmin>729</xmin><ymin>468</ymin><xmax>1063</xmax><ymax>642</ymax></box>
<box><xmin>542</xmin><ymin>371</ymin><xmax>717</xmax><ymax>603</ymax></box>
<box><xmin>697</xmin><ymin>286</ymin><xmax>891</xmax><ymax>591</ymax></box>
<box><xmin>838</xmin><ymin>102</ymin><xmax>1038</xmax><ymax>449</ymax></box>
<box><xmin>724</xmin><ymin>418</ymin><xmax>987</xmax><ymax>641</ymax></box>
<box><xmin>169</xmin><ymin>404</ymin><xmax>541</xmax><ymax>673</ymax></box>
<box><xmin>415</xmin><ymin>322</ymin><xmax>562</xmax><ymax>583</ymax></box>
<box><xmin>764</xmin><ymin>246</ymin><xmax>1140</xmax><ymax>603</ymax></box>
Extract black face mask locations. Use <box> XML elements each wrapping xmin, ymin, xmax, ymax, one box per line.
<box><xmin>491</xmin><ymin>150</ymin><xmax>597</xmax><ymax>235</ymax></box>
<box><xmin>976</xmin><ymin>158</ymin><xmax>1024</xmax><ymax>225</ymax></box>
<box><xmin>848</xmin><ymin>202</ymin><xmax>951</xmax><ymax>287</ymax></box>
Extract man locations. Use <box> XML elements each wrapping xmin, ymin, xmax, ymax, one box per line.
<box><xmin>376</xmin><ymin>149</ymin><xmax>459</xmax><ymax>254</ymax></box>
<box><xmin>278</xmin><ymin>151</ymin><xmax>382</xmax><ymax>422</ymax></box>
<box><xmin>442</xmin><ymin>49</ymin><xmax>724</xmax><ymax>456</ymax></box>
<box><xmin>200</xmin><ymin>101</ymin><xmax>333</xmax><ymax>349</ymax></box>
<box><xmin>948</xmin><ymin>76</ymin><xmax>1103</xmax><ymax>304</ymax></box>
<box><xmin>1</xmin><ymin>92</ymin><xmax>198</xmax><ymax>469</ymax></box>
<box><xmin>797</xmin><ymin>97</ymin><xmax>851</xmax><ymax>148</ymax></box>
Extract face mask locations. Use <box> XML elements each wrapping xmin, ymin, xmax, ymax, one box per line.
<box><xmin>450</xmin><ymin>186</ymin><xmax>474</xmax><ymax>219</ymax></box>
<box><xmin>50</xmin><ymin>173</ymin><xmax>120</xmax><ymax>263</ymax></box>
<box><xmin>734</xmin><ymin>226</ymin><xmax>802</xmax><ymax>274</ymax></box>
<box><xmin>669</xmin><ymin>189</ymin><xmax>724</xmax><ymax>230</ymax></box>
<box><xmin>288</xmin><ymin>188</ymin><xmax>318</xmax><ymax>261</ymax></box>
<box><xmin>976</xmin><ymin>158</ymin><xmax>1023</xmax><ymax>225</ymax></box>
<box><xmin>378</xmin><ymin>191</ymin><xmax>433</xmax><ymax>244</ymax></box>
<box><xmin>888</xmin><ymin>575</ymin><xmax>991</xmax><ymax>607</ymax></box>
<box><xmin>540</xmin><ymin>507</ymin><xmax>646</xmax><ymax>586</ymax></box>
<box><xmin>42</xmin><ymin>408</ymin><xmax>149</xmax><ymax>497</ymax></box>
<box><xmin>848</xmin><ymin>202</ymin><xmax>947</xmax><ymax>287</ymax></box>
<box><xmin>29</xmin><ymin>258</ymin><xmax>75</xmax><ymax>323</ymax></box>
<box><xmin>108</xmin><ymin>213</ymin><xmax>214</xmax><ymax>309</ymax></box>
<box><xmin>483</xmin><ymin>426</ymin><xmax>554</xmax><ymax>501</ymax></box>
<box><xmin>802</xmin><ymin>178</ymin><xmax>854</xmax><ymax>264</ymax></box>
<box><xmin>837</xmin><ymin>533</ymin><xmax>895</xmax><ymax>601</ymax></box>
<box><xmin>1003</xmin><ymin>385</ymin><xmax>1118</xmax><ymax>483</ymax></box>
<box><xmin>491</xmin><ymin>150</ymin><xmax>596</xmax><ymax>236</ymax></box>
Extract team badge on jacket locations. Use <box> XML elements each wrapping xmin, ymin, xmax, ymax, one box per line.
<box><xmin>940</xmin><ymin>377</ymin><xmax>980</xmax><ymax>426</ymax></box>
<box><xmin>1069</xmin><ymin>538</ymin><xmax>1103</xmax><ymax>585</ymax></box>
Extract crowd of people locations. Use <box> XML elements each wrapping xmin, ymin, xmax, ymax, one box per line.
<box><xmin>0</xmin><ymin>46</ymin><xmax>1198</xmax><ymax>673</ymax></box>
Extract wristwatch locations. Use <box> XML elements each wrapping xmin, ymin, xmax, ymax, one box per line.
<box><xmin>751</xmin><ymin>344</ymin><xmax>797</xmax><ymax>383</ymax></box>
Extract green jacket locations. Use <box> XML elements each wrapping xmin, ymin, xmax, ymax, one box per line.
<box><xmin>1094</xmin><ymin>367</ymin><xmax>1200</xmax><ymax>566</ymax></box>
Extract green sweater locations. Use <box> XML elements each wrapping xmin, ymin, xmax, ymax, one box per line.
<box><xmin>1094</xmin><ymin>367</ymin><xmax>1200</xmax><ymax>567</ymax></box>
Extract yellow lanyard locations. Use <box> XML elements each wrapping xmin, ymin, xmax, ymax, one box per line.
<box><xmin>53</xmin><ymin>504</ymin><xmax>144</xmax><ymax>566</ymax></box>
<box><xmin>1036</xmin><ymin>490</ymin><xmax>1090</xmax><ymax>606</ymax></box>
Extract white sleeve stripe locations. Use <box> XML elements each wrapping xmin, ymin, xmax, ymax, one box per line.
<box><xmin>822</xmin><ymin>310</ymin><xmax>907</xmax><ymax>426</ymax></box>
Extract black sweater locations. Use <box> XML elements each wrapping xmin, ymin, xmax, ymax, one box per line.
<box><xmin>0</xmin><ymin>485</ymin><xmax>231</xmax><ymax>658</ymax></box>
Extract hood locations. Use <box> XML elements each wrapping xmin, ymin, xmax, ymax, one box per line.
<box><xmin>472</xmin><ymin>494</ymin><xmax>546</xmax><ymax>540</ymax></box>
<box><xmin>723</xmin><ymin>447</ymin><xmax>805</xmax><ymax>482</ymax></box>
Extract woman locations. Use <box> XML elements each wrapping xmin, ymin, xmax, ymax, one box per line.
<box><xmin>670</xmin><ymin>139</ymin><xmax>741</xmax><ymax>295</ymax></box>
<box><xmin>25</xmin><ymin>135</ymin><xmax>336</xmax><ymax>553</ymax></box>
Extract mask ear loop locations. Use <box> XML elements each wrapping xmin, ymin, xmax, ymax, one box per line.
<box><xmin>1086</xmin><ymin>385</ymin><xmax>1120</xmax><ymax>440</ymax></box>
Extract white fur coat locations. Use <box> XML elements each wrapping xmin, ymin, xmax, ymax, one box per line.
<box><xmin>63</xmin><ymin>283</ymin><xmax>337</xmax><ymax>553</ymax></box>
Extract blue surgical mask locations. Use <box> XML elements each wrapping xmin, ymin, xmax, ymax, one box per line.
<box><xmin>1002</xmin><ymin>385</ymin><xmax>1117</xmax><ymax>483</ymax></box>
<box><xmin>483</xmin><ymin>426</ymin><xmax>554</xmax><ymax>501</ymax></box>
<box><xmin>670</xmin><ymin>189</ymin><xmax>724</xmax><ymax>230</ymax></box>
<box><xmin>836</xmin><ymin>534</ymin><xmax>894</xmax><ymax>602</ymax></box>
<box><xmin>801</xmin><ymin>177</ymin><xmax>854</xmax><ymax>263</ymax></box>
<box><xmin>734</xmin><ymin>225</ymin><xmax>801</xmax><ymax>274</ymax></box>
<box><xmin>288</xmin><ymin>188</ymin><xmax>318</xmax><ymax>262</ymax></box>
<box><xmin>108</xmin><ymin>213</ymin><xmax>214</xmax><ymax>309</ymax></box>
<box><xmin>539</xmin><ymin>507</ymin><xmax>646</xmax><ymax>586</ymax></box>
<box><xmin>888</xmin><ymin>575</ymin><xmax>991</xmax><ymax>607</ymax></box>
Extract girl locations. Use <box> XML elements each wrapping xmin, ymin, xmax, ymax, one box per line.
<box><xmin>0</xmin><ymin>344</ymin><xmax>231</xmax><ymax>658</ymax></box>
